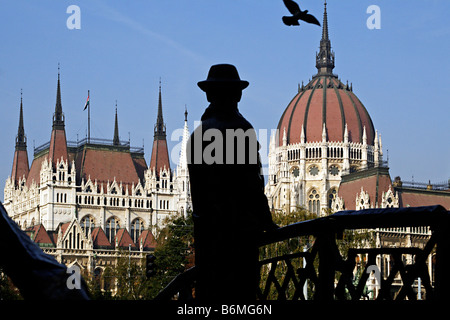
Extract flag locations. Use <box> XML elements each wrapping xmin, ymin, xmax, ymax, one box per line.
<box><xmin>83</xmin><ymin>92</ymin><xmax>90</xmax><ymax>110</ymax></box>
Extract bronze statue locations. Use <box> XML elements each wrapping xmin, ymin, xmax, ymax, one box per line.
<box><xmin>187</xmin><ymin>64</ymin><xmax>278</xmax><ymax>302</ymax></box>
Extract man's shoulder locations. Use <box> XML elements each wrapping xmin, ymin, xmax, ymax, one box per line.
<box><xmin>201</xmin><ymin>112</ymin><xmax>254</xmax><ymax>131</ymax></box>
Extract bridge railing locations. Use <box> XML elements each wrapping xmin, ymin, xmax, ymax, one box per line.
<box><xmin>258</xmin><ymin>205</ymin><xmax>449</xmax><ymax>301</ymax></box>
<box><xmin>155</xmin><ymin>205</ymin><xmax>449</xmax><ymax>301</ymax></box>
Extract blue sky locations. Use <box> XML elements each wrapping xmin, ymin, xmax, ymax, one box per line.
<box><xmin>0</xmin><ymin>0</ymin><xmax>449</xmax><ymax>198</ymax></box>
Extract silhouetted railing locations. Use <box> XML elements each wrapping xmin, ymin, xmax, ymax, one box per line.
<box><xmin>258</xmin><ymin>205</ymin><xmax>449</xmax><ymax>301</ymax></box>
<box><xmin>156</xmin><ymin>205</ymin><xmax>449</xmax><ymax>301</ymax></box>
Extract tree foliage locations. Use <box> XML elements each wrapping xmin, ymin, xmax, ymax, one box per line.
<box><xmin>149</xmin><ymin>212</ymin><xmax>194</xmax><ymax>298</ymax></box>
<box><xmin>259</xmin><ymin>206</ymin><xmax>376</xmax><ymax>299</ymax></box>
<box><xmin>85</xmin><ymin>212</ymin><xmax>195</xmax><ymax>300</ymax></box>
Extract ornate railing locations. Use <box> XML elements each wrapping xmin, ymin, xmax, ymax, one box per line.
<box><xmin>34</xmin><ymin>137</ymin><xmax>144</xmax><ymax>156</ymax></box>
<box><xmin>156</xmin><ymin>205</ymin><xmax>449</xmax><ymax>301</ymax></box>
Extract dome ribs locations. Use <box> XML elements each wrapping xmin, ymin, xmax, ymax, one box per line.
<box><xmin>286</xmin><ymin>88</ymin><xmax>308</xmax><ymax>145</ymax></box>
<box><xmin>348</xmin><ymin>91</ymin><xmax>375</xmax><ymax>145</ymax></box>
<box><xmin>277</xmin><ymin>91</ymin><xmax>300</xmax><ymax>146</ymax></box>
<box><xmin>327</xmin><ymin>77</ymin><xmax>346</xmax><ymax>142</ymax></box>
<box><xmin>342</xmin><ymin>89</ymin><xmax>363</xmax><ymax>143</ymax></box>
<box><xmin>304</xmin><ymin>78</ymin><xmax>323</xmax><ymax>142</ymax></box>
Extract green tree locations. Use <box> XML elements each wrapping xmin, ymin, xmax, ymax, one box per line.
<box><xmin>149</xmin><ymin>212</ymin><xmax>194</xmax><ymax>298</ymax></box>
<box><xmin>259</xmin><ymin>206</ymin><xmax>317</xmax><ymax>299</ymax></box>
<box><xmin>86</xmin><ymin>213</ymin><xmax>194</xmax><ymax>300</ymax></box>
<box><xmin>112</xmin><ymin>252</ymin><xmax>151</xmax><ymax>300</ymax></box>
<box><xmin>259</xmin><ymin>206</ymin><xmax>375</xmax><ymax>300</ymax></box>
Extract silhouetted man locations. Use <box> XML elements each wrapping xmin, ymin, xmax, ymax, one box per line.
<box><xmin>187</xmin><ymin>64</ymin><xmax>278</xmax><ymax>302</ymax></box>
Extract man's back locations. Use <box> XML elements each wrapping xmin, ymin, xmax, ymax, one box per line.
<box><xmin>187</xmin><ymin>64</ymin><xmax>277</xmax><ymax>301</ymax></box>
<box><xmin>188</xmin><ymin>104</ymin><xmax>272</xmax><ymax>235</ymax></box>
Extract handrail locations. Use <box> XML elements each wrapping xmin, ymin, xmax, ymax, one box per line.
<box><xmin>154</xmin><ymin>266</ymin><xmax>197</xmax><ymax>301</ymax></box>
<box><xmin>259</xmin><ymin>205</ymin><xmax>448</xmax><ymax>246</ymax></box>
<box><xmin>156</xmin><ymin>205</ymin><xmax>450</xmax><ymax>301</ymax></box>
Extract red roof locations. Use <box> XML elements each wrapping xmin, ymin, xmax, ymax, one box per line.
<box><xmin>25</xmin><ymin>224</ymin><xmax>54</xmax><ymax>246</ymax></box>
<box><xmin>24</xmin><ymin>223</ymin><xmax>157</xmax><ymax>250</ymax></box>
<box><xmin>277</xmin><ymin>76</ymin><xmax>375</xmax><ymax>146</ymax></box>
<box><xmin>149</xmin><ymin>138</ymin><xmax>171</xmax><ymax>175</ymax></box>
<box><xmin>115</xmin><ymin>228</ymin><xmax>137</xmax><ymax>248</ymax></box>
<box><xmin>58</xmin><ymin>222</ymin><xmax>71</xmax><ymax>238</ymax></box>
<box><xmin>26</xmin><ymin>154</ymin><xmax>47</xmax><ymax>187</ymax></box>
<box><xmin>397</xmin><ymin>189</ymin><xmax>450</xmax><ymax>210</ymax></box>
<box><xmin>11</xmin><ymin>149</ymin><xmax>29</xmax><ymax>185</ymax></box>
<box><xmin>74</xmin><ymin>146</ymin><xmax>146</xmax><ymax>188</ymax></box>
<box><xmin>91</xmin><ymin>227</ymin><xmax>112</xmax><ymax>248</ymax></box>
<box><xmin>138</xmin><ymin>229</ymin><xmax>157</xmax><ymax>249</ymax></box>
<box><xmin>337</xmin><ymin>167</ymin><xmax>392</xmax><ymax>210</ymax></box>
<box><xmin>48</xmin><ymin>128</ymin><xmax>68</xmax><ymax>166</ymax></box>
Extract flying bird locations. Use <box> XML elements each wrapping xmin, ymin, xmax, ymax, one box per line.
<box><xmin>282</xmin><ymin>0</ymin><xmax>321</xmax><ymax>27</ymax></box>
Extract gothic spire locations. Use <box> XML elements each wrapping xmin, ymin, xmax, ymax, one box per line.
<box><xmin>11</xmin><ymin>90</ymin><xmax>30</xmax><ymax>186</ymax></box>
<box><xmin>48</xmin><ymin>64</ymin><xmax>69</xmax><ymax>166</ymax></box>
<box><xmin>315</xmin><ymin>1</ymin><xmax>335</xmax><ymax>76</ymax></box>
<box><xmin>178</xmin><ymin>106</ymin><xmax>190</xmax><ymax>170</ymax></box>
<box><xmin>154</xmin><ymin>79</ymin><xmax>166</xmax><ymax>140</ymax></box>
<box><xmin>149</xmin><ymin>80</ymin><xmax>171</xmax><ymax>175</ymax></box>
<box><xmin>53</xmin><ymin>64</ymin><xmax>65</xmax><ymax>129</ymax></box>
<box><xmin>113</xmin><ymin>101</ymin><xmax>120</xmax><ymax>146</ymax></box>
<box><xmin>16</xmin><ymin>90</ymin><xmax>27</xmax><ymax>150</ymax></box>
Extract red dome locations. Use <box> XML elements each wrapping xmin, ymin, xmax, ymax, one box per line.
<box><xmin>277</xmin><ymin>75</ymin><xmax>375</xmax><ymax>146</ymax></box>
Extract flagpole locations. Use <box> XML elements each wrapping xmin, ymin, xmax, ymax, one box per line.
<box><xmin>88</xmin><ymin>90</ymin><xmax>90</xmax><ymax>144</ymax></box>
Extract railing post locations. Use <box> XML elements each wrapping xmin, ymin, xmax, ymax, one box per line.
<box><xmin>434</xmin><ymin>220</ymin><xmax>450</xmax><ymax>301</ymax></box>
<box><xmin>316</xmin><ymin>231</ymin><xmax>337</xmax><ymax>301</ymax></box>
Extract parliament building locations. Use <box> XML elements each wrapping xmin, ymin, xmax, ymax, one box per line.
<box><xmin>3</xmin><ymin>74</ymin><xmax>192</xmax><ymax>275</ymax></box>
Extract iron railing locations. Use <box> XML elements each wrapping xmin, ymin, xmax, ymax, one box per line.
<box><xmin>155</xmin><ymin>205</ymin><xmax>449</xmax><ymax>301</ymax></box>
<box><xmin>34</xmin><ymin>137</ymin><xmax>144</xmax><ymax>156</ymax></box>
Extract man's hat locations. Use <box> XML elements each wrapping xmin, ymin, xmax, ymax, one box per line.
<box><xmin>198</xmin><ymin>64</ymin><xmax>249</xmax><ymax>92</ymax></box>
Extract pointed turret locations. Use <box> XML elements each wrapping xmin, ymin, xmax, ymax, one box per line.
<box><xmin>300</xmin><ymin>124</ymin><xmax>305</xmax><ymax>144</ymax></box>
<box><xmin>11</xmin><ymin>91</ymin><xmax>30</xmax><ymax>186</ymax></box>
<box><xmin>53</xmin><ymin>66</ymin><xmax>65</xmax><ymax>129</ymax></box>
<box><xmin>177</xmin><ymin>107</ymin><xmax>191</xmax><ymax>218</ymax></box>
<box><xmin>322</xmin><ymin>123</ymin><xmax>327</xmax><ymax>142</ymax></box>
<box><xmin>178</xmin><ymin>106</ymin><xmax>189</xmax><ymax>170</ymax></box>
<box><xmin>48</xmin><ymin>67</ymin><xmax>68</xmax><ymax>166</ymax></box>
<box><xmin>16</xmin><ymin>91</ymin><xmax>27</xmax><ymax>150</ymax></box>
<box><xmin>362</xmin><ymin>126</ymin><xmax>367</xmax><ymax>145</ymax></box>
<box><xmin>113</xmin><ymin>102</ymin><xmax>120</xmax><ymax>146</ymax></box>
<box><xmin>149</xmin><ymin>81</ymin><xmax>171</xmax><ymax>176</ymax></box>
<box><xmin>315</xmin><ymin>1</ymin><xmax>335</xmax><ymax>77</ymax></box>
<box><xmin>154</xmin><ymin>80</ymin><xmax>166</xmax><ymax>140</ymax></box>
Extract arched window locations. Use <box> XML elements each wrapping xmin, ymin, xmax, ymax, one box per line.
<box><xmin>105</xmin><ymin>217</ymin><xmax>120</xmax><ymax>243</ymax></box>
<box><xmin>80</xmin><ymin>215</ymin><xmax>95</xmax><ymax>236</ymax></box>
<box><xmin>308</xmin><ymin>189</ymin><xmax>320</xmax><ymax>215</ymax></box>
<box><xmin>328</xmin><ymin>188</ymin><xmax>337</xmax><ymax>209</ymax></box>
<box><xmin>131</xmin><ymin>219</ymin><xmax>144</xmax><ymax>243</ymax></box>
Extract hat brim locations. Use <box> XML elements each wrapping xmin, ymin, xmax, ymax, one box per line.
<box><xmin>198</xmin><ymin>80</ymin><xmax>249</xmax><ymax>92</ymax></box>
